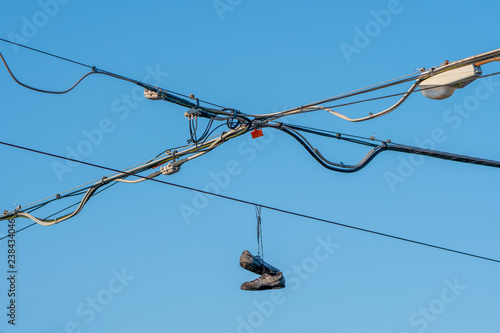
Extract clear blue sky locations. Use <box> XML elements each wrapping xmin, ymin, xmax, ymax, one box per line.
<box><xmin>1</xmin><ymin>1</ymin><xmax>500</xmax><ymax>332</ymax></box>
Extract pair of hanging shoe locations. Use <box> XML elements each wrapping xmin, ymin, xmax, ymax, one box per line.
<box><xmin>239</xmin><ymin>250</ymin><xmax>285</xmax><ymax>291</ymax></box>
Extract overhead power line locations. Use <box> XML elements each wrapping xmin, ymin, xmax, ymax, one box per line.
<box><xmin>0</xmin><ymin>140</ymin><xmax>499</xmax><ymax>265</ymax></box>
<box><xmin>3</xmin><ymin>37</ymin><xmax>499</xmax><ymax>124</ymax></box>
<box><xmin>2</xmin><ymin>39</ymin><xmax>500</xmax><ymax>265</ymax></box>
<box><xmin>0</xmin><ymin>37</ymin><xmax>229</xmax><ymax>109</ymax></box>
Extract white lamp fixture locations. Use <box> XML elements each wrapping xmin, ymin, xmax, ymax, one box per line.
<box><xmin>420</xmin><ymin>64</ymin><xmax>482</xmax><ymax>100</ymax></box>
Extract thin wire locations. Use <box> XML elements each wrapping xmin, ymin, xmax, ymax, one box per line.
<box><xmin>275</xmin><ymin>122</ymin><xmax>386</xmax><ymax>144</ymax></box>
<box><xmin>0</xmin><ymin>37</ymin><xmax>94</xmax><ymax>69</ymax></box>
<box><xmin>0</xmin><ymin>141</ymin><xmax>499</xmax><ymax>264</ymax></box>
<box><xmin>0</xmin><ymin>127</ymin><xmax>248</xmax><ymax>223</ymax></box>
<box><xmin>0</xmin><ymin>52</ymin><xmax>98</xmax><ymax>94</ymax></box>
<box><xmin>0</xmin><ymin>182</ymin><xmax>117</xmax><ymax>240</ymax></box>
<box><xmin>256</xmin><ymin>205</ymin><xmax>263</xmax><ymax>258</ymax></box>
<box><xmin>0</xmin><ymin>38</ymin><xmax>228</xmax><ymax>109</ymax></box>
<box><xmin>249</xmin><ymin>72</ymin><xmax>423</xmax><ymax>118</ymax></box>
<box><xmin>3</xmin><ymin>37</ymin><xmax>499</xmax><ymax>121</ymax></box>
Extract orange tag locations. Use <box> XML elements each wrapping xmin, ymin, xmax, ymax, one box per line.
<box><xmin>251</xmin><ymin>129</ymin><xmax>263</xmax><ymax>139</ymax></box>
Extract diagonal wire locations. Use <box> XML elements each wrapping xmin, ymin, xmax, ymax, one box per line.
<box><xmin>0</xmin><ymin>38</ymin><xmax>228</xmax><ymax>109</ymax></box>
<box><xmin>0</xmin><ymin>140</ymin><xmax>499</xmax><ymax>264</ymax></box>
<box><xmin>0</xmin><ymin>37</ymin><xmax>93</xmax><ymax>69</ymax></box>
<box><xmin>0</xmin><ymin>182</ymin><xmax>117</xmax><ymax>240</ymax></box>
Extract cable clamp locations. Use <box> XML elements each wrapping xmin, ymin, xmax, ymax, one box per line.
<box><xmin>160</xmin><ymin>162</ymin><xmax>181</xmax><ymax>176</ymax></box>
<box><xmin>185</xmin><ymin>107</ymin><xmax>202</xmax><ymax>118</ymax></box>
<box><xmin>144</xmin><ymin>88</ymin><xmax>165</xmax><ymax>100</ymax></box>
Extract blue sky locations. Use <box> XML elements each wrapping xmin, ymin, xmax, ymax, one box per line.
<box><xmin>1</xmin><ymin>1</ymin><xmax>500</xmax><ymax>332</ymax></box>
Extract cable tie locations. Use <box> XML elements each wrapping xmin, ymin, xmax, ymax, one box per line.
<box><xmin>56</xmin><ymin>194</ymin><xmax>61</xmax><ymax>200</ymax></box>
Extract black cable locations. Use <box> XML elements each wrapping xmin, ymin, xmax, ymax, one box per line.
<box><xmin>269</xmin><ymin>124</ymin><xmax>385</xmax><ymax>173</ymax></box>
<box><xmin>0</xmin><ymin>140</ymin><xmax>499</xmax><ymax>264</ymax></box>
<box><xmin>0</xmin><ymin>37</ymin><xmax>94</xmax><ymax>69</ymax></box>
<box><xmin>199</xmin><ymin>123</ymin><xmax>231</xmax><ymax>146</ymax></box>
<box><xmin>268</xmin><ymin>123</ymin><xmax>500</xmax><ymax>172</ymax></box>
<box><xmin>0</xmin><ymin>38</ymin><xmax>228</xmax><ymax>109</ymax></box>
<box><xmin>279</xmin><ymin>123</ymin><xmax>386</xmax><ymax>144</ymax></box>
<box><xmin>2</xmin><ymin>37</ymin><xmax>499</xmax><ymax>121</ymax></box>
<box><xmin>1</xmin><ymin>52</ymin><xmax>99</xmax><ymax>94</ymax></box>
<box><xmin>195</xmin><ymin>118</ymin><xmax>215</xmax><ymax>143</ymax></box>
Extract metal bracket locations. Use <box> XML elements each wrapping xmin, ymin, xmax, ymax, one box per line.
<box><xmin>144</xmin><ymin>88</ymin><xmax>165</xmax><ymax>100</ymax></box>
<box><xmin>184</xmin><ymin>107</ymin><xmax>202</xmax><ymax>117</ymax></box>
<box><xmin>160</xmin><ymin>162</ymin><xmax>181</xmax><ymax>175</ymax></box>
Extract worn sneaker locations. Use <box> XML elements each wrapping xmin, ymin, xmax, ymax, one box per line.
<box><xmin>239</xmin><ymin>250</ymin><xmax>280</xmax><ymax>275</ymax></box>
<box><xmin>241</xmin><ymin>272</ymin><xmax>285</xmax><ymax>291</ymax></box>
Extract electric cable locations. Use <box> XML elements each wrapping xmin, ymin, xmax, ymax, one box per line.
<box><xmin>267</xmin><ymin>122</ymin><xmax>500</xmax><ymax>172</ymax></box>
<box><xmin>2</xmin><ymin>39</ymin><xmax>500</xmax><ymax>263</ymax></box>
<box><xmin>0</xmin><ymin>52</ymin><xmax>98</xmax><ymax>94</ymax></box>
<box><xmin>0</xmin><ymin>38</ymin><xmax>228</xmax><ymax>109</ymax></box>
<box><xmin>2</xmin><ymin>38</ymin><xmax>499</xmax><ymax>125</ymax></box>
<box><xmin>0</xmin><ymin>125</ymin><xmax>249</xmax><ymax>224</ymax></box>
<box><xmin>0</xmin><ymin>140</ymin><xmax>499</xmax><ymax>264</ymax></box>
<box><xmin>0</xmin><ymin>181</ymin><xmax>117</xmax><ymax>240</ymax></box>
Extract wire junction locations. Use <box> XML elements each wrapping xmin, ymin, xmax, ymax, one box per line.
<box><xmin>1</xmin><ymin>38</ymin><xmax>500</xmax><ymax>263</ymax></box>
